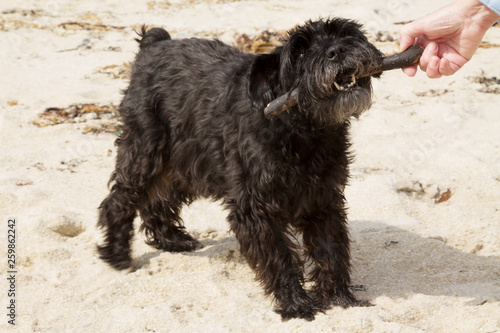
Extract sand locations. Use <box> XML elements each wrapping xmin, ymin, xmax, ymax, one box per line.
<box><xmin>1</xmin><ymin>0</ymin><xmax>499</xmax><ymax>331</ymax></box>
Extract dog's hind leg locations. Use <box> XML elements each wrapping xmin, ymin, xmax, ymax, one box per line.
<box><xmin>138</xmin><ymin>187</ymin><xmax>199</xmax><ymax>252</ymax></box>
<box><xmin>97</xmin><ymin>129</ymin><xmax>169</xmax><ymax>270</ymax></box>
<box><xmin>97</xmin><ymin>182</ymin><xmax>138</xmax><ymax>270</ymax></box>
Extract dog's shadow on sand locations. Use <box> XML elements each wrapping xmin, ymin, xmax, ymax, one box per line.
<box><xmin>349</xmin><ymin>220</ymin><xmax>500</xmax><ymax>304</ymax></box>
<box><xmin>134</xmin><ymin>234</ymin><xmax>242</xmax><ymax>270</ymax></box>
<box><xmin>134</xmin><ymin>220</ymin><xmax>499</xmax><ymax>304</ymax></box>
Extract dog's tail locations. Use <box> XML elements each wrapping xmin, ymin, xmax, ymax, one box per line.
<box><xmin>136</xmin><ymin>25</ymin><xmax>171</xmax><ymax>49</ymax></box>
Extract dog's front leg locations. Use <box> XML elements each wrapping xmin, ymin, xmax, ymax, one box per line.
<box><xmin>301</xmin><ymin>206</ymin><xmax>366</xmax><ymax>311</ymax></box>
<box><xmin>227</xmin><ymin>208</ymin><xmax>318</xmax><ymax>321</ymax></box>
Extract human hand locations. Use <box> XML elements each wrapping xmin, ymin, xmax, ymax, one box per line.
<box><xmin>399</xmin><ymin>0</ymin><xmax>499</xmax><ymax>78</ymax></box>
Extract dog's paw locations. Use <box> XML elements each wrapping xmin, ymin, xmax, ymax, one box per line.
<box><xmin>164</xmin><ymin>236</ymin><xmax>200</xmax><ymax>252</ymax></box>
<box><xmin>147</xmin><ymin>230</ymin><xmax>201</xmax><ymax>253</ymax></box>
<box><xmin>97</xmin><ymin>244</ymin><xmax>132</xmax><ymax>270</ymax></box>
<box><xmin>331</xmin><ymin>290</ymin><xmax>373</xmax><ymax>309</ymax></box>
<box><xmin>331</xmin><ymin>294</ymin><xmax>373</xmax><ymax>308</ymax></box>
<box><xmin>275</xmin><ymin>304</ymin><xmax>318</xmax><ymax>322</ymax></box>
<box><xmin>313</xmin><ymin>288</ymin><xmax>372</xmax><ymax>311</ymax></box>
<box><xmin>275</xmin><ymin>292</ymin><xmax>319</xmax><ymax>321</ymax></box>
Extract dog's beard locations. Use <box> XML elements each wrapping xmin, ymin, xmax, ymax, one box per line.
<box><xmin>310</xmin><ymin>84</ymin><xmax>372</xmax><ymax>125</ymax></box>
<box><xmin>332</xmin><ymin>85</ymin><xmax>372</xmax><ymax>118</ymax></box>
<box><xmin>296</xmin><ymin>48</ymin><xmax>377</xmax><ymax>125</ymax></box>
<box><xmin>299</xmin><ymin>65</ymin><xmax>373</xmax><ymax>125</ymax></box>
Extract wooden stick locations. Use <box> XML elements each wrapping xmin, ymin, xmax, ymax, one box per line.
<box><xmin>379</xmin><ymin>45</ymin><xmax>424</xmax><ymax>71</ymax></box>
<box><xmin>264</xmin><ymin>45</ymin><xmax>423</xmax><ymax>119</ymax></box>
<box><xmin>264</xmin><ymin>89</ymin><xmax>300</xmax><ymax>119</ymax></box>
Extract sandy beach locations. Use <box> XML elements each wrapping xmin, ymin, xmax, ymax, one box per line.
<box><xmin>1</xmin><ymin>0</ymin><xmax>499</xmax><ymax>331</ymax></box>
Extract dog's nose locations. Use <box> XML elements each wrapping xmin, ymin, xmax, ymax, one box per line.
<box><xmin>326</xmin><ymin>45</ymin><xmax>345</xmax><ymax>62</ymax></box>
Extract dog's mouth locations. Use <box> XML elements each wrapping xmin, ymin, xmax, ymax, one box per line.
<box><xmin>333</xmin><ymin>74</ymin><xmax>357</xmax><ymax>92</ymax></box>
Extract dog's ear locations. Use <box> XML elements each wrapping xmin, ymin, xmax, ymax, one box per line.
<box><xmin>279</xmin><ymin>31</ymin><xmax>310</xmax><ymax>86</ymax></box>
<box><xmin>248</xmin><ymin>52</ymin><xmax>280</xmax><ymax>111</ymax></box>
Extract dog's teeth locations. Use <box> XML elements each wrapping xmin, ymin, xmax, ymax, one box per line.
<box><xmin>334</xmin><ymin>81</ymin><xmax>343</xmax><ymax>91</ymax></box>
<box><xmin>352</xmin><ymin>74</ymin><xmax>356</xmax><ymax>85</ymax></box>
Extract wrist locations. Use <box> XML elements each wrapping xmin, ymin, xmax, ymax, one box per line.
<box><xmin>467</xmin><ymin>0</ymin><xmax>500</xmax><ymax>28</ymax></box>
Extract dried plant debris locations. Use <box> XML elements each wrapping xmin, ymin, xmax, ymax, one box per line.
<box><xmin>235</xmin><ymin>30</ymin><xmax>286</xmax><ymax>54</ymax></box>
<box><xmin>57</xmin><ymin>159</ymin><xmax>87</xmax><ymax>173</ymax></box>
<box><xmin>397</xmin><ymin>181</ymin><xmax>451</xmax><ymax>204</ymax></box>
<box><xmin>0</xmin><ymin>16</ymin><xmax>42</xmax><ymax>31</ymax></box>
<box><xmin>1</xmin><ymin>8</ymin><xmax>124</xmax><ymax>32</ymax></box>
<box><xmin>34</xmin><ymin>104</ymin><xmax>121</xmax><ymax>134</ymax></box>
<box><xmin>76</xmin><ymin>12</ymin><xmax>104</xmax><ymax>24</ymax></box>
<box><xmin>147</xmin><ymin>0</ymin><xmax>241</xmax><ymax>10</ymax></box>
<box><xmin>469</xmin><ymin>73</ymin><xmax>500</xmax><ymax>94</ymax></box>
<box><xmin>435</xmin><ymin>189</ymin><xmax>452</xmax><ymax>204</ymax></box>
<box><xmin>384</xmin><ymin>240</ymin><xmax>399</xmax><ymax>248</ymax></box>
<box><xmin>393</xmin><ymin>20</ymin><xmax>413</xmax><ymax>25</ymax></box>
<box><xmin>469</xmin><ymin>73</ymin><xmax>500</xmax><ymax>85</ymax></box>
<box><xmin>16</xmin><ymin>179</ymin><xmax>34</xmax><ymax>186</ymax></box>
<box><xmin>479</xmin><ymin>41</ymin><xmax>500</xmax><ymax>48</ymax></box>
<box><xmin>1</xmin><ymin>8</ymin><xmax>54</xmax><ymax>31</ymax></box>
<box><xmin>235</xmin><ymin>28</ymin><xmax>395</xmax><ymax>54</ymax></box>
<box><xmin>30</xmin><ymin>162</ymin><xmax>47</xmax><ymax>171</ymax></box>
<box><xmin>372</xmin><ymin>31</ymin><xmax>395</xmax><ymax>43</ymax></box>
<box><xmin>58</xmin><ymin>21</ymin><xmax>125</xmax><ymax>31</ymax></box>
<box><xmin>82</xmin><ymin>122</ymin><xmax>122</xmax><ymax>134</ymax></box>
<box><xmin>2</xmin><ymin>8</ymin><xmax>48</xmax><ymax>16</ymax></box>
<box><xmin>94</xmin><ymin>62</ymin><xmax>131</xmax><ymax>80</ymax></box>
<box><xmin>397</xmin><ymin>182</ymin><xmax>426</xmax><ymax>199</ymax></box>
<box><xmin>146</xmin><ymin>1</ymin><xmax>171</xmax><ymax>10</ymax></box>
<box><xmin>414</xmin><ymin>89</ymin><xmax>451</xmax><ymax>97</ymax></box>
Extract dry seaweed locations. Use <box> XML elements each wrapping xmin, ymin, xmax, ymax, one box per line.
<box><xmin>94</xmin><ymin>63</ymin><xmax>131</xmax><ymax>80</ymax></box>
<box><xmin>435</xmin><ymin>189</ymin><xmax>452</xmax><ymax>204</ymax></box>
<box><xmin>469</xmin><ymin>73</ymin><xmax>500</xmax><ymax>94</ymax></box>
<box><xmin>414</xmin><ymin>89</ymin><xmax>451</xmax><ymax>97</ymax></box>
<box><xmin>393</xmin><ymin>20</ymin><xmax>413</xmax><ymax>25</ymax></box>
<box><xmin>34</xmin><ymin>104</ymin><xmax>121</xmax><ymax>134</ymax></box>
<box><xmin>469</xmin><ymin>74</ymin><xmax>500</xmax><ymax>85</ymax></box>
<box><xmin>58</xmin><ymin>21</ymin><xmax>126</xmax><ymax>31</ymax></box>
<box><xmin>146</xmin><ymin>0</ymin><xmax>241</xmax><ymax>10</ymax></box>
<box><xmin>479</xmin><ymin>41</ymin><xmax>500</xmax><ymax>48</ymax></box>
<box><xmin>1</xmin><ymin>8</ymin><xmax>48</xmax><ymax>16</ymax></box>
<box><xmin>0</xmin><ymin>8</ymin><xmax>124</xmax><ymax>33</ymax></box>
<box><xmin>0</xmin><ymin>17</ymin><xmax>42</xmax><ymax>31</ymax></box>
<box><xmin>235</xmin><ymin>30</ymin><xmax>286</xmax><ymax>54</ymax></box>
<box><xmin>373</xmin><ymin>31</ymin><xmax>395</xmax><ymax>43</ymax></box>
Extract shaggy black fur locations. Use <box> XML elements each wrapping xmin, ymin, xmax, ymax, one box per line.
<box><xmin>97</xmin><ymin>18</ymin><xmax>382</xmax><ymax>321</ymax></box>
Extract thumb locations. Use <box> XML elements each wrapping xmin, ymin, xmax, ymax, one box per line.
<box><xmin>399</xmin><ymin>22</ymin><xmax>422</xmax><ymax>52</ymax></box>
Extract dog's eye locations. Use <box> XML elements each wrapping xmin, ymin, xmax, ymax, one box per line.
<box><xmin>298</xmin><ymin>53</ymin><xmax>304</xmax><ymax>59</ymax></box>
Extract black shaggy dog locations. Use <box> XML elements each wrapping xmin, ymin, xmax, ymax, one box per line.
<box><xmin>97</xmin><ymin>18</ymin><xmax>382</xmax><ymax>321</ymax></box>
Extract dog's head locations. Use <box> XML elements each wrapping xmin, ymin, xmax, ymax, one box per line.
<box><xmin>249</xmin><ymin>18</ymin><xmax>382</xmax><ymax>126</ymax></box>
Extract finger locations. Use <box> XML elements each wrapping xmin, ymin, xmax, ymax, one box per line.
<box><xmin>399</xmin><ymin>30</ymin><xmax>416</xmax><ymax>52</ymax></box>
<box><xmin>439</xmin><ymin>58</ymin><xmax>455</xmax><ymax>76</ymax></box>
<box><xmin>399</xmin><ymin>22</ymin><xmax>423</xmax><ymax>52</ymax></box>
<box><xmin>426</xmin><ymin>56</ymin><xmax>442</xmax><ymax>78</ymax></box>
<box><xmin>402</xmin><ymin>64</ymin><xmax>418</xmax><ymax>77</ymax></box>
<box><xmin>419</xmin><ymin>41</ymin><xmax>438</xmax><ymax>72</ymax></box>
